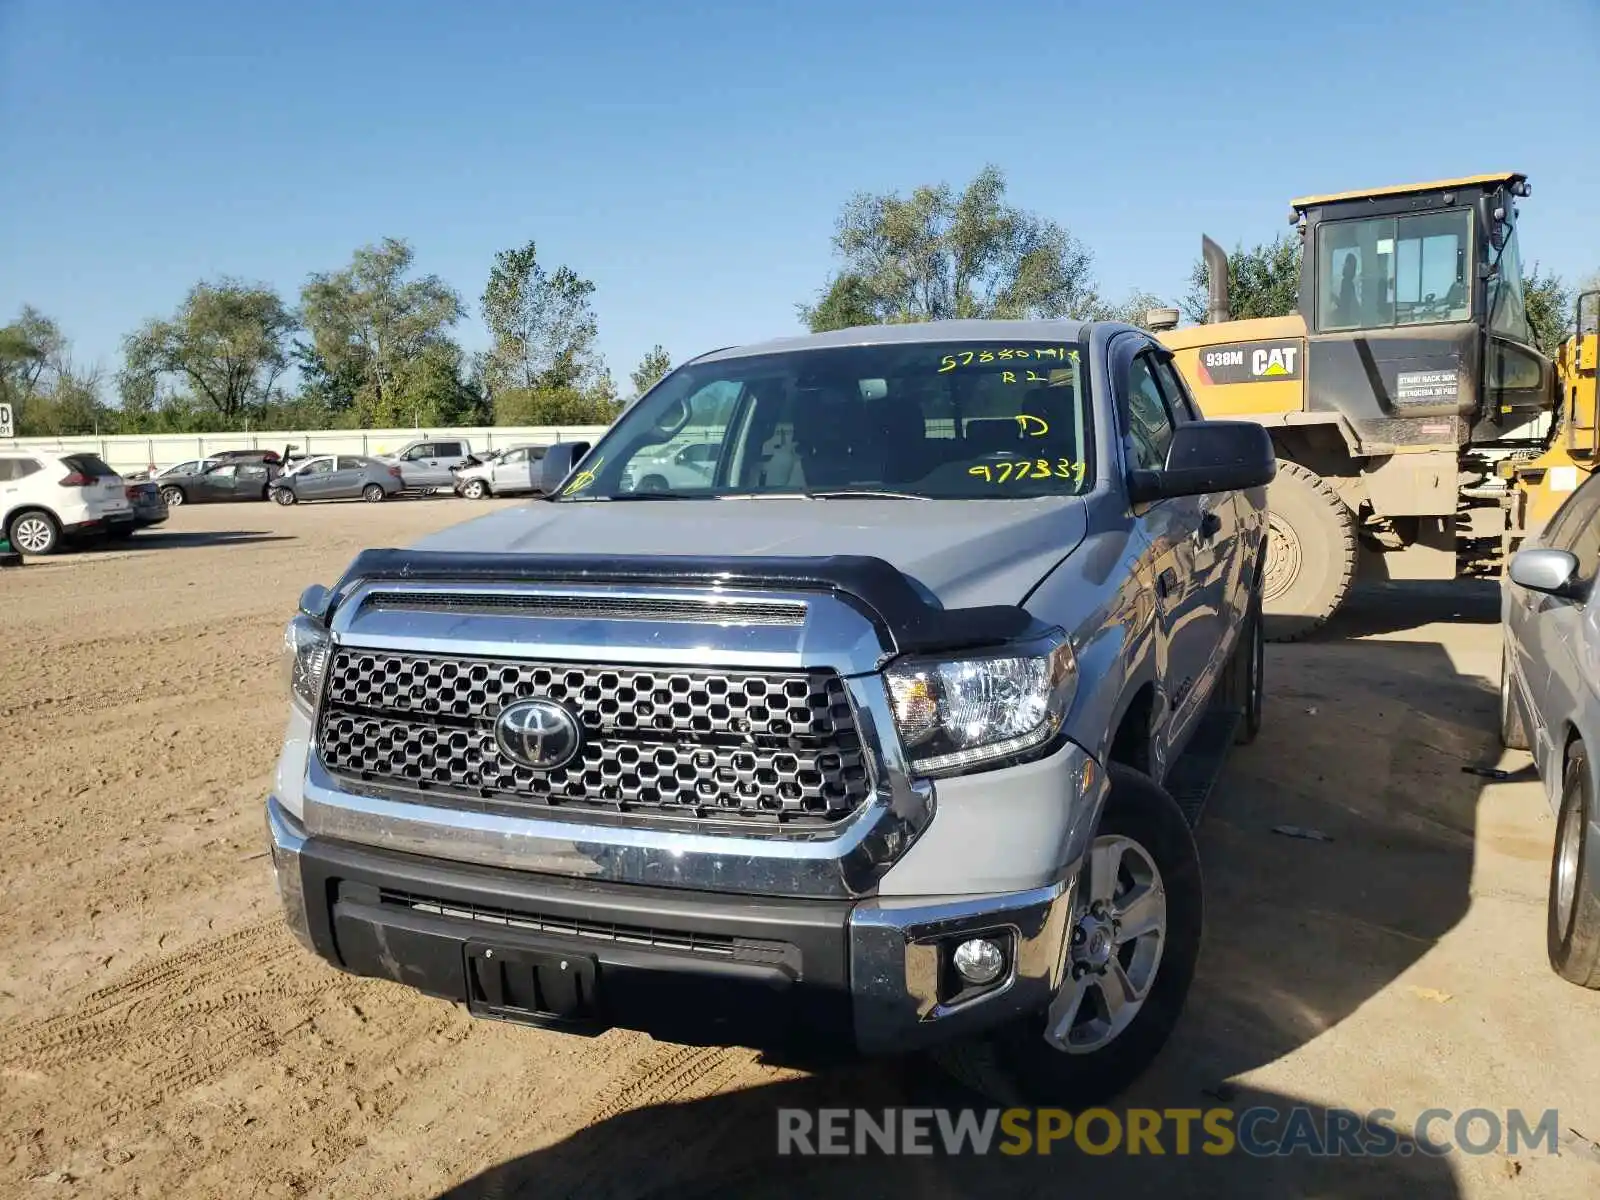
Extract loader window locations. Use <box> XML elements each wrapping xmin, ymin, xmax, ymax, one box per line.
<box><xmin>1317</xmin><ymin>211</ymin><xmax>1472</xmax><ymax>332</ymax></box>
<box><xmin>1486</xmin><ymin>221</ymin><xmax>1532</xmax><ymax>344</ymax></box>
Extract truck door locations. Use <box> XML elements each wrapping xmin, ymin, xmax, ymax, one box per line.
<box><xmin>1117</xmin><ymin>342</ymin><xmax>1215</xmax><ymax>775</ymax></box>
<box><xmin>492</xmin><ymin>448</ymin><xmax>530</xmax><ymax>492</ymax></box>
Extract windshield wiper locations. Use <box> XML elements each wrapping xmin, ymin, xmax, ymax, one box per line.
<box><xmin>803</xmin><ymin>488</ymin><xmax>930</xmax><ymax>500</ymax></box>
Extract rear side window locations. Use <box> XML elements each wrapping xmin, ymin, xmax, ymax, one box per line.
<box><xmin>62</xmin><ymin>453</ymin><xmax>117</xmax><ymax>478</ymax></box>
<box><xmin>337</xmin><ymin>456</ymin><xmax>365</xmax><ymax>470</ymax></box>
<box><xmin>435</xmin><ymin>441</ymin><xmax>464</xmax><ymax>457</ymax></box>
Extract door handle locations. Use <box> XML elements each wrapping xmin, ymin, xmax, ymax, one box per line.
<box><xmin>1156</xmin><ymin>567</ymin><xmax>1179</xmax><ymax>599</ymax></box>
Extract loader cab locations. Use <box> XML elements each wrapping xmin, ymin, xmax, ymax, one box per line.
<box><xmin>1291</xmin><ymin>172</ymin><xmax>1552</xmax><ymax>447</ymax></box>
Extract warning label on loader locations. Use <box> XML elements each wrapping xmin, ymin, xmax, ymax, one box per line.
<box><xmin>1394</xmin><ymin>371</ymin><xmax>1459</xmax><ymax>403</ymax></box>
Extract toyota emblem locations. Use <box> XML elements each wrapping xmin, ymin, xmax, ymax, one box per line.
<box><xmin>494</xmin><ymin>698</ymin><xmax>582</xmax><ymax>770</ymax></box>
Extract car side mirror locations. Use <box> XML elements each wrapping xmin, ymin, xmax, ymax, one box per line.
<box><xmin>1508</xmin><ymin>548</ymin><xmax>1584</xmax><ymax>598</ymax></box>
<box><xmin>1128</xmin><ymin>421</ymin><xmax>1277</xmax><ymax>503</ymax></box>
<box><xmin>539</xmin><ymin>441</ymin><xmax>593</xmax><ymax>494</ymax></box>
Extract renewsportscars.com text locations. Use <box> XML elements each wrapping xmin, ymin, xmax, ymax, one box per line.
<box><xmin>776</xmin><ymin>1107</ymin><xmax>1562</xmax><ymax>1158</ymax></box>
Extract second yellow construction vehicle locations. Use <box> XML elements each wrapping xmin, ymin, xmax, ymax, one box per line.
<box><xmin>1157</xmin><ymin>172</ymin><xmax>1596</xmax><ymax>638</ymax></box>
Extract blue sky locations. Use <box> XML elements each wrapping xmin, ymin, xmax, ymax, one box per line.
<box><xmin>3</xmin><ymin>0</ymin><xmax>1598</xmax><ymax>391</ymax></box>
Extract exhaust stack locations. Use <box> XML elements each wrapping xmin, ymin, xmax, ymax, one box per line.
<box><xmin>1201</xmin><ymin>235</ymin><xmax>1231</xmax><ymax>325</ymax></box>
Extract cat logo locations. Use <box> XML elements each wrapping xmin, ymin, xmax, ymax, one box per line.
<box><xmin>1252</xmin><ymin>346</ymin><xmax>1298</xmax><ymax>377</ymax></box>
<box><xmin>1194</xmin><ymin>340</ymin><xmax>1305</xmax><ymax>386</ymax></box>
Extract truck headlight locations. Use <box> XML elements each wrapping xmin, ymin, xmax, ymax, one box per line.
<box><xmin>282</xmin><ymin>613</ymin><xmax>331</xmax><ymax>716</ymax></box>
<box><xmin>885</xmin><ymin>637</ymin><xmax>1076</xmax><ymax>777</ymax></box>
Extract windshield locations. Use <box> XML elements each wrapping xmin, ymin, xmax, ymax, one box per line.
<box><xmin>559</xmin><ymin>339</ymin><xmax>1091</xmax><ymax>501</ymax></box>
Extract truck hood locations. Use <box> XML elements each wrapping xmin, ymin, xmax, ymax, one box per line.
<box><xmin>407</xmin><ymin>497</ymin><xmax>1089</xmax><ymax>610</ymax></box>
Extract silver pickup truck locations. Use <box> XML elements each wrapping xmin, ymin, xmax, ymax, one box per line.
<box><xmin>268</xmin><ymin>319</ymin><xmax>1273</xmax><ymax>1105</ymax></box>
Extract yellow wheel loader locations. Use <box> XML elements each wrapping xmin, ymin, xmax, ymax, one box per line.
<box><xmin>1157</xmin><ymin>173</ymin><xmax>1594</xmax><ymax>639</ymax></box>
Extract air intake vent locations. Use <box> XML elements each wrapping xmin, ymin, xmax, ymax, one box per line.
<box><xmin>362</xmin><ymin>591</ymin><xmax>806</xmax><ymax>627</ymax></box>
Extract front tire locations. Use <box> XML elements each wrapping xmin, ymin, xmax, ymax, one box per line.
<box><xmin>1549</xmin><ymin>742</ymin><xmax>1600</xmax><ymax>988</ymax></box>
<box><xmin>1262</xmin><ymin>461</ymin><xmax>1356</xmax><ymax>642</ymax></box>
<box><xmin>1500</xmin><ymin>646</ymin><xmax>1530</xmax><ymax>751</ymax></box>
<box><xmin>159</xmin><ymin>486</ymin><xmax>185</xmax><ymax>508</ymax></box>
<box><xmin>980</xmin><ymin>764</ymin><xmax>1203</xmax><ymax>1108</ymax></box>
<box><xmin>362</xmin><ymin>483</ymin><xmax>385</xmax><ymax>503</ymax></box>
<box><xmin>461</xmin><ymin>479</ymin><xmax>488</xmax><ymax>500</ymax></box>
<box><xmin>8</xmin><ymin>511</ymin><xmax>61</xmax><ymax>556</ymax></box>
<box><xmin>271</xmin><ymin>488</ymin><xmax>297</xmax><ymax>506</ymax></box>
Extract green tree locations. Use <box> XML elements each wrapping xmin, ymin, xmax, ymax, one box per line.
<box><xmin>301</xmin><ymin>238</ymin><xmax>465</xmax><ymax>423</ymax></box>
<box><xmin>480</xmin><ymin>241</ymin><xmax>603</xmax><ymax>394</ymax></box>
<box><xmin>1181</xmin><ymin>234</ymin><xmax>1303</xmax><ymax>324</ymax></box>
<box><xmin>799</xmin><ymin>166</ymin><xmax>1096</xmax><ymax>331</ymax></box>
<box><xmin>629</xmin><ymin>345</ymin><xmax>672</xmax><ymax>397</ymax></box>
<box><xmin>1523</xmin><ymin>265</ymin><xmax>1573</xmax><ymax>357</ymax></box>
<box><xmin>122</xmin><ymin>280</ymin><xmax>298</xmax><ymax>422</ymax></box>
<box><xmin>0</xmin><ymin>307</ymin><xmax>69</xmax><ymax>431</ymax></box>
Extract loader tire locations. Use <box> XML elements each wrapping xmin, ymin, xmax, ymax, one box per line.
<box><xmin>1261</xmin><ymin>460</ymin><xmax>1356</xmax><ymax>642</ymax></box>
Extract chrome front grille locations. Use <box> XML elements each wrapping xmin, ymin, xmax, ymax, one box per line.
<box><xmin>315</xmin><ymin>650</ymin><xmax>872</xmax><ymax>827</ymax></box>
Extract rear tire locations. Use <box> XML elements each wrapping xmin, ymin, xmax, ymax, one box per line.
<box><xmin>8</xmin><ymin>511</ymin><xmax>61</xmax><ymax>556</ymax></box>
<box><xmin>1261</xmin><ymin>460</ymin><xmax>1356</xmax><ymax>642</ymax></box>
<box><xmin>1549</xmin><ymin>742</ymin><xmax>1600</xmax><ymax>989</ymax></box>
<box><xmin>966</xmin><ymin>764</ymin><xmax>1203</xmax><ymax>1109</ymax></box>
<box><xmin>1500</xmin><ymin>646</ymin><xmax>1531</xmax><ymax>751</ymax></box>
<box><xmin>362</xmin><ymin>484</ymin><xmax>385</xmax><ymax>503</ymax></box>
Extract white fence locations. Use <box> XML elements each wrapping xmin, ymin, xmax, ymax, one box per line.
<box><xmin>0</xmin><ymin>425</ymin><xmax>612</xmax><ymax>476</ymax></box>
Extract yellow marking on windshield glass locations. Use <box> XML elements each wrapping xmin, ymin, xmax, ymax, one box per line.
<box><xmin>966</xmin><ymin>458</ymin><xmax>1085</xmax><ymax>486</ymax></box>
<box><xmin>938</xmin><ymin>347</ymin><xmax>1073</xmax><ymax>373</ymax></box>
<box><xmin>1015</xmin><ymin>414</ymin><xmax>1049</xmax><ymax>437</ymax></box>
<box><xmin>563</xmin><ymin>455</ymin><xmax>603</xmax><ymax>495</ymax></box>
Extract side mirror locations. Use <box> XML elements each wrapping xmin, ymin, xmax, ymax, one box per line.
<box><xmin>540</xmin><ymin>441</ymin><xmax>593</xmax><ymax>494</ymax></box>
<box><xmin>298</xmin><ymin>583</ymin><xmax>332</xmax><ymax>621</ymax></box>
<box><xmin>1508</xmin><ymin>548</ymin><xmax>1584</xmax><ymax>598</ymax></box>
<box><xmin>1129</xmin><ymin>421</ymin><xmax>1277</xmax><ymax>503</ymax></box>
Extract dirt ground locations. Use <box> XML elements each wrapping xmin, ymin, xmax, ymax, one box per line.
<box><xmin>2</xmin><ymin>499</ymin><xmax>1598</xmax><ymax>1199</ymax></box>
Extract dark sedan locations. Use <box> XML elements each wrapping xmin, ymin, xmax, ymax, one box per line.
<box><xmin>157</xmin><ymin>460</ymin><xmax>279</xmax><ymax>507</ymax></box>
<box><xmin>125</xmin><ymin>481</ymin><xmax>169</xmax><ymax>532</ymax></box>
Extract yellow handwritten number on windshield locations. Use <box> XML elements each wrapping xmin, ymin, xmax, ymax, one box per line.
<box><xmin>1014</xmin><ymin>414</ymin><xmax>1049</xmax><ymax>437</ymax></box>
<box><xmin>967</xmin><ymin>458</ymin><xmax>1084</xmax><ymax>485</ymax></box>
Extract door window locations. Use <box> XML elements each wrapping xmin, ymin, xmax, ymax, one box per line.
<box><xmin>1124</xmin><ymin>355</ymin><xmax>1176</xmax><ymax>471</ymax></box>
<box><xmin>209</xmin><ymin>464</ymin><xmax>239</xmax><ymax>480</ymax></box>
<box><xmin>300</xmin><ymin>458</ymin><xmax>334</xmax><ymax>476</ymax></box>
<box><xmin>529</xmin><ymin>446</ymin><xmax>548</xmax><ymax>460</ymax></box>
<box><xmin>434</xmin><ymin>441</ymin><xmax>463</xmax><ymax>457</ymax></box>
<box><xmin>499</xmin><ymin>449</ymin><xmax>527</xmax><ymax>465</ymax></box>
<box><xmin>1152</xmin><ymin>357</ymin><xmax>1201</xmax><ymax>421</ymax></box>
<box><xmin>1542</xmin><ymin>473</ymin><xmax>1600</xmax><ymax>582</ymax></box>
<box><xmin>401</xmin><ymin>444</ymin><xmax>436</xmax><ymax>461</ymax></box>
<box><xmin>336</xmin><ymin>457</ymin><xmax>365</xmax><ymax>471</ymax></box>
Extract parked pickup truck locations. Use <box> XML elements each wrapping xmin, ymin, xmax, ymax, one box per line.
<box><xmin>267</xmin><ymin>319</ymin><xmax>1274</xmax><ymax>1104</ymax></box>
<box><xmin>380</xmin><ymin>437</ymin><xmax>475</xmax><ymax>491</ymax></box>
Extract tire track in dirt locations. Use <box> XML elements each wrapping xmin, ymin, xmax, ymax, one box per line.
<box><xmin>0</xmin><ymin>921</ymin><xmax>379</xmax><ymax>1125</ymax></box>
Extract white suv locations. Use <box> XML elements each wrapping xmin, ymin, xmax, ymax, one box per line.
<box><xmin>0</xmin><ymin>451</ymin><xmax>134</xmax><ymax>555</ymax></box>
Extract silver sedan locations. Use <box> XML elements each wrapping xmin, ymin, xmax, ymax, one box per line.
<box><xmin>1501</xmin><ymin>468</ymin><xmax>1600</xmax><ymax>989</ymax></box>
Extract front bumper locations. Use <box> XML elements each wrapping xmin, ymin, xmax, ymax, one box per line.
<box><xmin>267</xmin><ymin>796</ymin><xmax>1072</xmax><ymax>1058</ymax></box>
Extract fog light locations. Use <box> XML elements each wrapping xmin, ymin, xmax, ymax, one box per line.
<box><xmin>952</xmin><ymin>937</ymin><xmax>1006</xmax><ymax>986</ymax></box>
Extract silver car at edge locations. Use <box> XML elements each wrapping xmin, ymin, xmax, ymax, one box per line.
<box><xmin>269</xmin><ymin>455</ymin><xmax>404</xmax><ymax>505</ymax></box>
<box><xmin>1501</xmin><ymin>466</ymin><xmax>1600</xmax><ymax>988</ymax></box>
